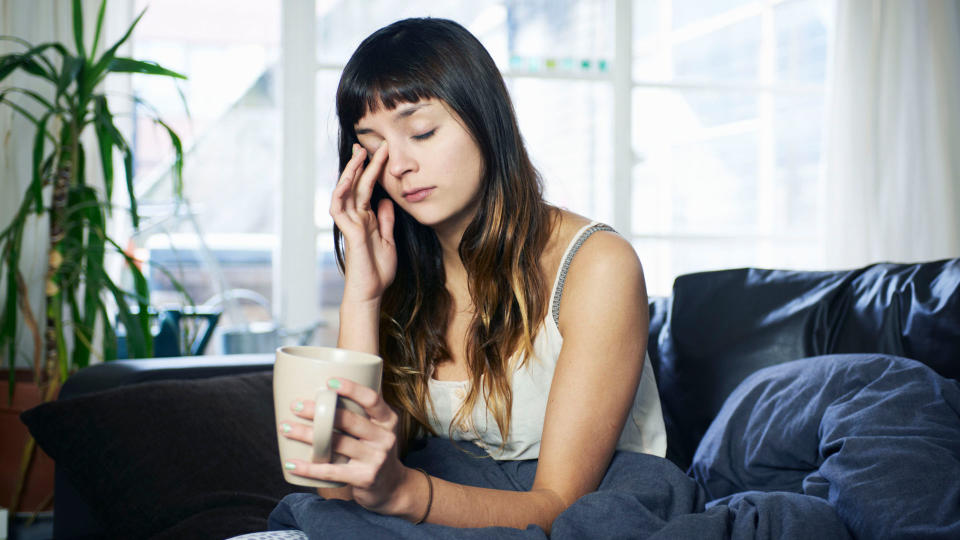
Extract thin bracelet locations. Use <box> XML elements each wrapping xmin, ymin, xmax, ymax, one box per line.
<box><xmin>414</xmin><ymin>467</ymin><xmax>433</xmax><ymax>525</ymax></box>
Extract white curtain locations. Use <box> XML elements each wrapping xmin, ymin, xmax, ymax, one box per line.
<box><xmin>822</xmin><ymin>0</ymin><xmax>960</xmax><ymax>269</ymax></box>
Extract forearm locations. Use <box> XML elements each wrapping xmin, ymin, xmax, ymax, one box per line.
<box><xmin>389</xmin><ymin>467</ymin><xmax>567</xmax><ymax>532</ymax></box>
<box><xmin>323</xmin><ymin>299</ymin><xmax>381</xmax><ymax>500</ymax></box>
<box><xmin>337</xmin><ymin>298</ymin><xmax>381</xmax><ymax>355</ymax></box>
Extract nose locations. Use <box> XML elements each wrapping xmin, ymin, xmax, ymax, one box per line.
<box><xmin>385</xmin><ymin>140</ymin><xmax>417</xmax><ymax>178</ymax></box>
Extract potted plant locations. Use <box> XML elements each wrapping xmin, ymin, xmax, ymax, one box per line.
<box><xmin>0</xmin><ymin>0</ymin><xmax>187</xmax><ymax>516</ymax></box>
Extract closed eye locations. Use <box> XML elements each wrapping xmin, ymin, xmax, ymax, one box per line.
<box><xmin>412</xmin><ymin>129</ymin><xmax>436</xmax><ymax>141</ymax></box>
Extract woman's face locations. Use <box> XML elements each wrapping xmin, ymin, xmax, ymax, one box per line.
<box><xmin>354</xmin><ymin>98</ymin><xmax>484</xmax><ymax>238</ymax></box>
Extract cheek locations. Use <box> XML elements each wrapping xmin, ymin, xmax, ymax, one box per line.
<box><xmin>380</xmin><ymin>181</ymin><xmax>403</xmax><ymax>202</ymax></box>
<box><xmin>438</xmin><ymin>135</ymin><xmax>484</xmax><ymax>186</ymax></box>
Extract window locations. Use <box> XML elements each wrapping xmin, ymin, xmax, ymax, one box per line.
<box><xmin>314</xmin><ymin>0</ymin><xmax>833</xmax><ymax>297</ymax></box>
<box><xmin>126</xmin><ymin>0</ymin><xmax>282</xmax><ymax>345</ymax></box>
<box><xmin>128</xmin><ymin>0</ymin><xmax>835</xmax><ymax>351</ymax></box>
<box><xmin>631</xmin><ymin>0</ymin><xmax>834</xmax><ymax>293</ymax></box>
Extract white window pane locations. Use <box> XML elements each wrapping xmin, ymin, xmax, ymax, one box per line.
<box><xmin>131</xmin><ymin>0</ymin><xmax>280</xmax><ymax>177</ymax></box>
<box><xmin>774</xmin><ymin>93</ymin><xmax>824</xmax><ymax>236</ymax></box>
<box><xmin>774</xmin><ymin>0</ymin><xmax>834</xmax><ymax>83</ymax></box>
<box><xmin>633</xmin><ymin>237</ymin><xmax>758</xmax><ymax>296</ymax></box>
<box><xmin>632</xmin><ymin>132</ymin><xmax>759</xmax><ymax>237</ymax></box>
<box><xmin>632</xmin><ymin>88</ymin><xmax>758</xmax><ymax>150</ymax></box>
<box><xmin>316</xmin><ymin>69</ymin><xmax>347</xmax><ymax>315</ymax></box>
<box><xmin>315</xmin><ymin>1</ymin><xmax>506</xmax><ymax>65</ymax></box>
<box><xmin>671</xmin><ymin>0</ymin><xmax>754</xmax><ymax>29</ymax></box>
<box><xmin>315</xmin><ymin>71</ymin><xmax>343</xmax><ymax>230</ymax></box>
<box><xmin>674</xmin><ymin>15</ymin><xmax>761</xmax><ymax>82</ymax></box>
<box><xmin>510</xmin><ymin>79</ymin><xmax>614</xmax><ymax>222</ymax></box>
<box><xmin>634</xmin><ymin>236</ymin><xmax>823</xmax><ymax>297</ymax></box>
<box><xmin>129</xmin><ymin>0</ymin><xmax>281</xmax><ymax>335</ymax></box>
<box><xmin>505</xmin><ymin>0</ymin><xmax>614</xmax><ymax>71</ymax></box>
<box><xmin>633</xmin><ymin>87</ymin><xmax>760</xmax><ymax>236</ymax></box>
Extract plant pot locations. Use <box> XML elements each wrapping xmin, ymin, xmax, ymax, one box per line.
<box><xmin>0</xmin><ymin>370</ymin><xmax>55</xmax><ymax>513</ymax></box>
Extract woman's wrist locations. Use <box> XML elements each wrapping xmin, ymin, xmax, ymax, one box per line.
<box><xmin>337</xmin><ymin>298</ymin><xmax>382</xmax><ymax>354</ymax></box>
<box><xmin>339</xmin><ymin>296</ymin><xmax>382</xmax><ymax>313</ymax></box>
<box><xmin>383</xmin><ymin>466</ymin><xmax>431</xmax><ymax>522</ymax></box>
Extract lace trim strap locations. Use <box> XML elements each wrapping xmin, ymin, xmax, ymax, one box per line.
<box><xmin>551</xmin><ymin>223</ymin><xmax>616</xmax><ymax>327</ymax></box>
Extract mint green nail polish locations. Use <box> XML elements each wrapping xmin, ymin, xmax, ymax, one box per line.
<box><xmin>328</xmin><ymin>379</ymin><xmax>341</xmax><ymax>389</ymax></box>
<box><xmin>281</xmin><ymin>423</ymin><xmax>292</xmax><ymax>434</ymax></box>
<box><xmin>293</xmin><ymin>401</ymin><xmax>304</xmax><ymax>412</ymax></box>
<box><xmin>284</xmin><ymin>462</ymin><xmax>297</xmax><ymax>471</ymax></box>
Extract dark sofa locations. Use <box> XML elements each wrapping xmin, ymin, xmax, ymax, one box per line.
<box><xmin>21</xmin><ymin>258</ymin><xmax>960</xmax><ymax>539</ymax></box>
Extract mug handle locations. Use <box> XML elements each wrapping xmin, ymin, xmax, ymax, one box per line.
<box><xmin>311</xmin><ymin>389</ymin><xmax>339</xmax><ymax>463</ymax></box>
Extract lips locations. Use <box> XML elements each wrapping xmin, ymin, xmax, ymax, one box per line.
<box><xmin>402</xmin><ymin>187</ymin><xmax>435</xmax><ymax>202</ymax></box>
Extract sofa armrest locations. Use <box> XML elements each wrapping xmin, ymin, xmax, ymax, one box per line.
<box><xmin>59</xmin><ymin>354</ymin><xmax>275</xmax><ymax>399</ymax></box>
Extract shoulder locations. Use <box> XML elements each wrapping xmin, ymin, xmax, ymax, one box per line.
<box><xmin>564</xmin><ymin>227</ymin><xmax>645</xmax><ymax>304</ymax></box>
<box><xmin>550</xmin><ymin>211</ymin><xmax>647</xmax><ymax>331</ymax></box>
<box><xmin>550</xmin><ymin>209</ymin><xmax>643</xmax><ymax>282</ymax></box>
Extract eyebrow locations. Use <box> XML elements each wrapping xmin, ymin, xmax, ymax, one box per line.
<box><xmin>355</xmin><ymin>103</ymin><xmax>433</xmax><ymax>135</ymax></box>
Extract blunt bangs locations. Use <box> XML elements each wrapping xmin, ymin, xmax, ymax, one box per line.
<box><xmin>336</xmin><ymin>20</ymin><xmax>454</xmax><ymax>130</ymax></box>
<box><xmin>337</xmin><ymin>69</ymin><xmax>438</xmax><ymax>130</ymax></box>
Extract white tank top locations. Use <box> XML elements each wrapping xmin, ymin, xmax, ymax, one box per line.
<box><xmin>427</xmin><ymin>222</ymin><xmax>668</xmax><ymax>460</ymax></box>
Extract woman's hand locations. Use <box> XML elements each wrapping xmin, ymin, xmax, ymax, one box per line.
<box><xmin>331</xmin><ymin>142</ymin><xmax>397</xmax><ymax>304</ymax></box>
<box><xmin>279</xmin><ymin>377</ymin><xmax>419</xmax><ymax>517</ymax></box>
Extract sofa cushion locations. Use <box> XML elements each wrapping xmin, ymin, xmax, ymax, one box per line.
<box><xmin>20</xmin><ymin>371</ymin><xmax>312</xmax><ymax>539</ymax></box>
<box><xmin>654</xmin><ymin>258</ymin><xmax>960</xmax><ymax>469</ymax></box>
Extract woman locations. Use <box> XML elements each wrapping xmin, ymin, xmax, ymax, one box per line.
<box><xmin>271</xmin><ymin>17</ymin><xmax>666</xmax><ymax>534</ymax></box>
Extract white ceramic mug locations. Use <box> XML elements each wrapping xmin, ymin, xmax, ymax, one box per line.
<box><xmin>273</xmin><ymin>345</ymin><xmax>383</xmax><ymax>488</ymax></box>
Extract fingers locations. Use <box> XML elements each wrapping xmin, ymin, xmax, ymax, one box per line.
<box><xmin>354</xmin><ymin>142</ymin><xmax>388</xmax><ymax>212</ymax></box>
<box><xmin>328</xmin><ymin>377</ymin><xmax>396</xmax><ymax>426</ymax></box>
<box><xmin>279</xmin><ymin>422</ymin><xmax>379</xmax><ymax>462</ymax></box>
<box><xmin>281</xmin><ymin>378</ymin><xmax>397</xmax><ymax>450</ymax></box>
<box><xmin>330</xmin><ymin>142</ymin><xmax>390</xmax><ymax>239</ymax></box>
<box><xmin>282</xmin><ymin>459</ymin><xmax>380</xmax><ymax>489</ymax></box>
<box><xmin>377</xmin><ymin>198</ymin><xmax>395</xmax><ymax>246</ymax></box>
<box><xmin>331</xmin><ymin>144</ymin><xmax>367</xmax><ymax>221</ymax></box>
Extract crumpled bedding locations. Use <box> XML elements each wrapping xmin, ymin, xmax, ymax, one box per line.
<box><xmin>691</xmin><ymin>354</ymin><xmax>960</xmax><ymax>540</ymax></box>
<box><xmin>269</xmin><ymin>354</ymin><xmax>960</xmax><ymax>539</ymax></box>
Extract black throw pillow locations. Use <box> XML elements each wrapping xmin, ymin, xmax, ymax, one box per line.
<box><xmin>20</xmin><ymin>371</ymin><xmax>312</xmax><ymax>539</ymax></box>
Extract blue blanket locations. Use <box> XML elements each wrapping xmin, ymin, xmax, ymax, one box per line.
<box><xmin>691</xmin><ymin>354</ymin><xmax>960</xmax><ymax>540</ymax></box>
<box><xmin>269</xmin><ymin>354</ymin><xmax>960</xmax><ymax>539</ymax></box>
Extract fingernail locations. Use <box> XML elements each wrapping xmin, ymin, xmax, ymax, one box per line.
<box><xmin>327</xmin><ymin>378</ymin><xmax>341</xmax><ymax>389</ymax></box>
<box><xmin>284</xmin><ymin>462</ymin><xmax>297</xmax><ymax>471</ymax></box>
<box><xmin>281</xmin><ymin>423</ymin><xmax>292</xmax><ymax>434</ymax></box>
<box><xmin>293</xmin><ymin>401</ymin><xmax>304</xmax><ymax>412</ymax></box>
<box><xmin>352</xmin><ymin>143</ymin><xmax>359</xmax><ymax>155</ymax></box>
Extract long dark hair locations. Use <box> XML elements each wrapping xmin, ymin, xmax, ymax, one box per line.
<box><xmin>334</xmin><ymin>18</ymin><xmax>554</xmax><ymax>446</ymax></box>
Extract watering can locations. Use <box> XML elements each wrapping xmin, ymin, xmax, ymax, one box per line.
<box><xmin>116</xmin><ymin>306</ymin><xmax>221</xmax><ymax>358</ymax></box>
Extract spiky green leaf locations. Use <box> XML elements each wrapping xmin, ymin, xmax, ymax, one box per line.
<box><xmin>1</xmin><ymin>231</ymin><xmax>20</xmax><ymax>375</ymax></box>
<box><xmin>92</xmin><ymin>96</ymin><xmax>114</xmax><ymax>204</ymax></box>
<box><xmin>77</xmin><ymin>186</ymin><xmax>105</xmax><ymax>369</ymax></box>
<box><xmin>89</xmin><ymin>7</ymin><xmax>146</xmax><ymax>85</ymax></box>
<box><xmin>102</xmin><ymin>274</ymin><xmax>147</xmax><ymax>359</ymax></box>
<box><xmin>30</xmin><ymin>111</ymin><xmax>53</xmax><ymax>213</ymax></box>
<box><xmin>0</xmin><ymin>40</ymin><xmax>67</xmax><ymax>83</ymax></box>
<box><xmin>98</xmin><ymin>298</ymin><xmax>117</xmax><ymax>362</ymax></box>
<box><xmin>91</xmin><ymin>0</ymin><xmax>107</xmax><ymax>56</ymax></box>
<box><xmin>108</xmin><ymin>57</ymin><xmax>185</xmax><ymax>79</ymax></box>
<box><xmin>72</xmin><ymin>0</ymin><xmax>86</xmax><ymax>59</ymax></box>
<box><xmin>56</xmin><ymin>55</ymin><xmax>83</xmax><ymax>97</ymax></box>
<box><xmin>155</xmin><ymin>118</ymin><xmax>184</xmax><ymax>199</ymax></box>
<box><xmin>66</xmin><ymin>285</ymin><xmax>90</xmax><ymax>372</ymax></box>
<box><xmin>1</xmin><ymin>86</ymin><xmax>55</xmax><ymax>111</ymax></box>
